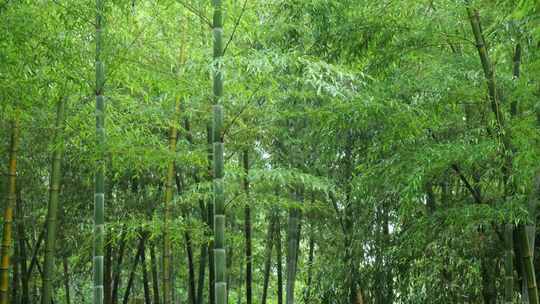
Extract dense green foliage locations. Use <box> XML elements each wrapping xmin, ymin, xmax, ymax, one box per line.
<box><xmin>1</xmin><ymin>0</ymin><xmax>540</xmax><ymax>304</ymax></box>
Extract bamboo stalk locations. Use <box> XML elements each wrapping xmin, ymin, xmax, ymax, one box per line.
<box><xmin>212</xmin><ymin>0</ymin><xmax>226</xmax><ymax>303</ymax></box>
<box><xmin>0</xmin><ymin>117</ymin><xmax>20</xmax><ymax>304</ymax></box>
<box><xmin>504</xmin><ymin>223</ymin><xmax>514</xmax><ymax>304</ymax></box>
<box><xmin>94</xmin><ymin>0</ymin><xmax>106</xmax><ymax>302</ymax></box>
<box><xmin>122</xmin><ymin>236</ymin><xmax>145</xmax><ymax>304</ymax></box>
<box><xmin>141</xmin><ymin>237</ymin><xmax>151</xmax><ymax>304</ymax></box>
<box><xmin>16</xmin><ymin>188</ymin><xmax>29</xmax><ymax>304</ymax></box>
<box><xmin>150</xmin><ymin>243</ymin><xmax>160</xmax><ymax>304</ymax></box>
<box><xmin>520</xmin><ymin>226</ymin><xmax>539</xmax><ymax>304</ymax></box>
<box><xmin>207</xmin><ymin>124</ymin><xmax>216</xmax><ymax>304</ymax></box>
<box><xmin>163</xmin><ymin>100</ymin><xmax>180</xmax><ymax>304</ymax></box>
<box><xmin>275</xmin><ymin>213</ymin><xmax>283</xmax><ymax>304</ymax></box>
<box><xmin>41</xmin><ymin>97</ymin><xmax>66</xmax><ymax>304</ymax></box>
<box><xmin>242</xmin><ymin>150</ymin><xmax>252</xmax><ymax>304</ymax></box>
<box><xmin>261</xmin><ymin>212</ymin><xmax>276</xmax><ymax>304</ymax></box>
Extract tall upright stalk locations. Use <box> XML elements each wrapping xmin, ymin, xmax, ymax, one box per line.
<box><xmin>466</xmin><ymin>5</ymin><xmax>525</xmax><ymax>303</ymax></box>
<box><xmin>207</xmin><ymin>124</ymin><xmax>216</xmax><ymax>304</ymax></box>
<box><xmin>41</xmin><ymin>97</ymin><xmax>66</xmax><ymax>304</ymax></box>
<box><xmin>242</xmin><ymin>150</ymin><xmax>252</xmax><ymax>304</ymax></box>
<box><xmin>163</xmin><ymin>100</ymin><xmax>180</xmax><ymax>304</ymax></box>
<box><xmin>63</xmin><ymin>256</ymin><xmax>71</xmax><ymax>304</ymax></box>
<box><xmin>212</xmin><ymin>0</ymin><xmax>226</xmax><ymax>302</ymax></box>
<box><xmin>275</xmin><ymin>213</ymin><xmax>283</xmax><ymax>304</ymax></box>
<box><xmin>197</xmin><ymin>244</ymin><xmax>207</xmax><ymax>304</ymax></box>
<box><xmin>11</xmin><ymin>240</ymin><xmax>18</xmax><ymax>304</ymax></box>
<box><xmin>141</xmin><ymin>238</ymin><xmax>151</xmax><ymax>304</ymax></box>
<box><xmin>304</xmin><ymin>219</ymin><xmax>315</xmax><ymax>303</ymax></box>
<box><xmin>0</xmin><ymin>117</ymin><xmax>20</xmax><ymax>304</ymax></box>
<box><xmin>185</xmin><ymin>118</ymin><xmax>208</xmax><ymax>304</ymax></box>
<box><xmin>504</xmin><ymin>43</ymin><xmax>522</xmax><ymax>304</ymax></box>
<box><xmin>104</xmin><ymin>242</ymin><xmax>112</xmax><ymax>304</ymax></box>
<box><xmin>112</xmin><ymin>229</ymin><xmax>127</xmax><ymax>304</ymax></box>
<box><xmin>286</xmin><ymin>205</ymin><xmax>300</xmax><ymax>304</ymax></box>
<box><xmin>150</xmin><ymin>243</ymin><xmax>160</xmax><ymax>304</ymax></box>
<box><xmin>185</xmin><ymin>229</ymin><xmax>197</xmax><ymax>304</ymax></box>
<box><xmin>163</xmin><ymin>12</ymin><xmax>189</xmax><ymax>303</ymax></box>
<box><xmin>16</xmin><ymin>189</ymin><xmax>29</xmax><ymax>304</ymax></box>
<box><xmin>94</xmin><ymin>0</ymin><xmax>106</xmax><ymax>302</ymax></box>
<box><xmin>261</xmin><ymin>212</ymin><xmax>276</xmax><ymax>304</ymax></box>
<box><xmin>504</xmin><ymin>223</ymin><xmax>513</xmax><ymax>304</ymax></box>
<box><xmin>520</xmin><ymin>226</ymin><xmax>539</xmax><ymax>304</ymax></box>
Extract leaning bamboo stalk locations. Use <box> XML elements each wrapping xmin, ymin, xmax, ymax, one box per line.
<box><xmin>122</xmin><ymin>236</ymin><xmax>145</xmax><ymax>304</ymax></box>
<box><xmin>466</xmin><ymin>6</ymin><xmax>524</xmax><ymax>303</ymax></box>
<box><xmin>466</xmin><ymin>6</ymin><xmax>503</xmax><ymax>128</ymax></box>
<box><xmin>41</xmin><ymin>97</ymin><xmax>67</xmax><ymax>304</ymax></box>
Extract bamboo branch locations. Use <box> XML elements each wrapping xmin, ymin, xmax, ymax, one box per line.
<box><xmin>223</xmin><ymin>0</ymin><xmax>249</xmax><ymax>56</ymax></box>
<box><xmin>450</xmin><ymin>164</ymin><xmax>483</xmax><ymax>204</ymax></box>
<box><xmin>175</xmin><ymin>0</ymin><xmax>212</xmax><ymax>28</ymax></box>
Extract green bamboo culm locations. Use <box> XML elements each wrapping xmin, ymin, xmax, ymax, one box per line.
<box><xmin>163</xmin><ymin>13</ymin><xmax>188</xmax><ymax>303</ymax></box>
<box><xmin>503</xmin><ymin>223</ymin><xmax>513</xmax><ymax>304</ymax></box>
<box><xmin>94</xmin><ymin>0</ymin><xmax>106</xmax><ymax>303</ymax></box>
<box><xmin>0</xmin><ymin>117</ymin><xmax>19</xmax><ymax>304</ymax></box>
<box><xmin>163</xmin><ymin>100</ymin><xmax>180</xmax><ymax>304</ymax></box>
<box><xmin>286</xmin><ymin>206</ymin><xmax>300</xmax><ymax>304</ymax></box>
<box><xmin>212</xmin><ymin>0</ymin><xmax>226</xmax><ymax>302</ymax></box>
<box><xmin>242</xmin><ymin>150</ymin><xmax>252</xmax><ymax>304</ymax></box>
<box><xmin>520</xmin><ymin>225</ymin><xmax>539</xmax><ymax>304</ymax></box>
<box><xmin>41</xmin><ymin>98</ymin><xmax>66</xmax><ymax>304</ymax></box>
<box><xmin>213</xmin><ymin>107</ymin><xmax>226</xmax><ymax>304</ymax></box>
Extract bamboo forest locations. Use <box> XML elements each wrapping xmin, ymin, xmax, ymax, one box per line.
<box><xmin>2</xmin><ymin>0</ymin><xmax>540</xmax><ymax>303</ymax></box>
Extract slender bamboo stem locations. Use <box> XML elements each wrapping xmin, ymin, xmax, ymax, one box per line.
<box><xmin>94</xmin><ymin>0</ymin><xmax>106</xmax><ymax>302</ymax></box>
<box><xmin>504</xmin><ymin>223</ymin><xmax>513</xmax><ymax>304</ymax></box>
<box><xmin>112</xmin><ymin>228</ymin><xmax>128</xmax><ymax>304</ymax></box>
<box><xmin>41</xmin><ymin>97</ymin><xmax>66</xmax><ymax>304</ymax></box>
<box><xmin>196</xmin><ymin>244</ymin><xmax>207</xmax><ymax>304</ymax></box>
<box><xmin>520</xmin><ymin>226</ymin><xmax>539</xmax><ymax>304</ymax></box>
<box><xmin>63</xmin><ymin>255</ymin><xmax>71</xmax><ymax>304</ymax></box>
<box><xmin>150</xmin><ymin>243</ymin><xmax>160</xmax><ymax>304</ymax></box>
<box><xmin>0</xmin><ymin>117</ymin><xmax>20</xmax><ymax>304</ymax></box>
<box><xmin>207</xmin><ymin>124</ymin><xmax>216</xmax><ymax>304</ymax></box>
<box><xmin>286</xmin><ymin>206</ymin><xmax>300</xmax><ymax>304</ymax></box>
<box><xmin>261</xmin><ymin>212</ymin><xmax>276</xmax><ymax>304</ymax></box>
<box><xmin>163</xmin><ymin>100</ymin><xmax>180</xmax><ymax>304</ymax></box>
<box><xmin>275</xmin><ymin>213</ymin><xmax>283</xmax><ymax>304</ymax></box>
<box><xmin>122</xmin><ymin>236</ymin><xmax>145</xmax><ymax>304</ymax></box>
<box><xmin>16</xmin><ymin>189</ymin><xmax>29</xmax><ymax>304</ymax></box>
<box><xmin>185</xmin><ymin>228</ymin><xmax>197</xmax><ymax>304</ymax></box>
<box><xmin>11</xmin><ymin>228</ymin><xmax>19</xmax><ymax>304</ymax></box>
<box><xmin>141</xmin><ymin>238</ymin><xmax>151</xmax><ymax>304</ymax></box>
<box><xmin>104</xmin><ymin>241</ymin><xmax>112</xmax><ymax>304</ymax></box>
<box><xmin>242</xmin><ymin>150</ymin><xmax>252</xmax><ymax>304</ymax></box>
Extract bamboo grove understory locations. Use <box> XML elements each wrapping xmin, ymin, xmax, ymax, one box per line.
<box><xmin>1</xmin><ymin>1</ymin><xmax>540</xmax><ymax>304</ymax></box>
